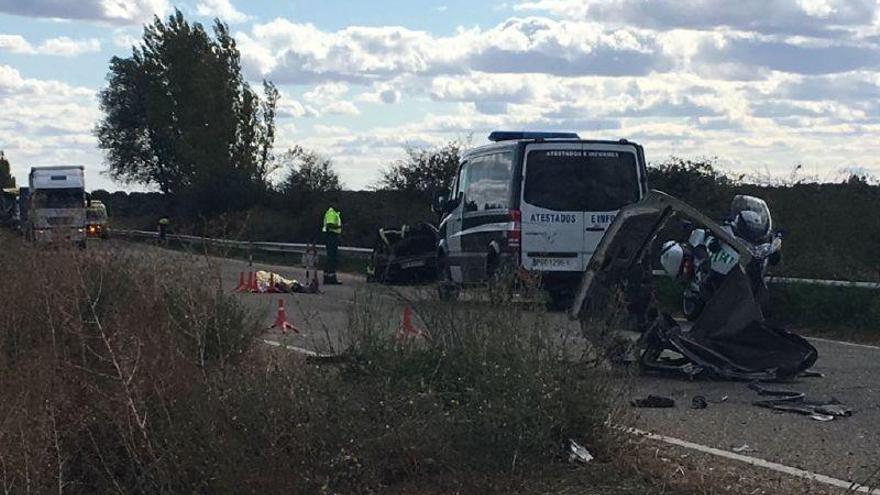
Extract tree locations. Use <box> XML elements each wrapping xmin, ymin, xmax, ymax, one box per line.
<box><xmin>280</xmin><ymin>146</ymin><xmax>342</xmax><ymax>195</ymax></box>
<box><xmin>0</xmin><ymin>151</ymin><xmax>15</xmax><ymax>188</ymax></box>
<box><xmin>378</xmin><ymin>140</ymin><xmax>463</xmax><ymax>195</ymax></box>
<box><xmin>95</xmin><ymin>10</ymin><xmax>278</xmax><ymax>214</ymax></box>
<box><xmin>647</xmin><ymin>157</ymin><xmax>733</xmax><ymax>214</ymax></box>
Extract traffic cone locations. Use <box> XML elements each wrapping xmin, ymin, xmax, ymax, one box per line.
<box><xmin>395</xmin><ymin>304</ymin><xmax>428</xmax><ymax>341</ymax></box>
<box><xmin>270</xmin><ymin>299</ymin><xmax>300</xmax><ymax>334</ymax></box>
<box><xmin>234</xmin><ymin>271</ymin><xmax>247</xmax><ymax>292</ymax></box>
<box><xmin>247</xmin><ymin>271</ymin><xmax>259</xmax><ymax>293</ymax></box>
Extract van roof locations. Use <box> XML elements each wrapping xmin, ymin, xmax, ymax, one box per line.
<box><xmin>463</xmin><ymin>137</ymin><xmax>641</xmax><ymax>158</ymax></box>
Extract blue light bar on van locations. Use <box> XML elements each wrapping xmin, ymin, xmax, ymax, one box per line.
<box><xmin>488</xmin><ymin>131</ymin><xmax>580</xmax><ymax>142</ymax></box>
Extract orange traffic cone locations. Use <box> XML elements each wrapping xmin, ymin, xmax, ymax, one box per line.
<box><xmin>395</xmin><ymin>304</ymin><xmax>428</xmax><ymax>341</ymax></box>
<box><xmin>234</xmin><ymin>271</ymin><xmax>247</xmax><ymax>292</ymax></box>
<box><xmin>247</xmin><ymin>271</ymin><xmax>259</xmax><ymax>293</ymax></box>
<box><xmin>270</xmin><ymin>299</ymin><xmax>300</xmax><ymax>334</ymax></box>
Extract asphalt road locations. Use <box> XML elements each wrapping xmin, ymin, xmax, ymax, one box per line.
<box><xmin>123</xmin><ymin>242</ymin><xmax>880</xmax><ymax>490</ymax></box>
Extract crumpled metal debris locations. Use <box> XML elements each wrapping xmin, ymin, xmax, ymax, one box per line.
<box><xmin>567</xmin><ymin>439</ymin><xmax>594</xmax><ymax>464</ymax></box>
<box><xmin>631</xmin><ymin>395</ymin><xmax>675</xmax><ymax>408</ymax></box>
<box><xmin>749</xmin><ymin>382</ymin><xmax>853</xmax><ymax>421</ymax></box>
<box><xmin>570</xmin><ymin>190</ymin><xmax>819</xmax><ymax>381</ymax></box>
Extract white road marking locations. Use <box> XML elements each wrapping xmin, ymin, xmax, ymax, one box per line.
<box><xmin>261</xmin><ymin>339</ymin><xmax>325</xmax><ymax>357</ymax></box>
<box><xmin>625</xmin><ymin>426</ymin><xmax>880</xmax><ymax>494</ymax></box>
<box><xmin>807</xmin><ymin>336</ymin><xmax>880</xmax><ymax>351</ymax></box>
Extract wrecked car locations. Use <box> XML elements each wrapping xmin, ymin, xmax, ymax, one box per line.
<box><xmin>366</xmin><ymin>222</ymin><xmax>439</xmax><ymax>284</ymax></box>
<box><xmin>570</xmin><ymin>190</ymin><xmax>818</xmax><ymax>381</ymax></box>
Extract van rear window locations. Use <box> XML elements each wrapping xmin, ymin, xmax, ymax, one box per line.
<box><xmin>524</xmin><ymin>150</ymin><xmax>640</xmax><ymax>211</ymax></box>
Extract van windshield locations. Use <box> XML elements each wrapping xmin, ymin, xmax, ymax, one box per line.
<box><xmin>524</xmin><ymin>149</ymin><xmax>640</xmax><ymax>211</ymax></box>
<box><xmin>87</xmin><ymin>205</ymin><xmax>108</xmax><ymax>223</ymax></box>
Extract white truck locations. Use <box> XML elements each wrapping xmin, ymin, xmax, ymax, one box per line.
<box><xmin>26</xmin><ymin>166</ymin><xmax>87</xmax><ymax>248</ymax></box>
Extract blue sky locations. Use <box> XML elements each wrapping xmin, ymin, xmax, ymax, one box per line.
<box><xmin>2</xmin><ymin>0</ymin><xmax>880</xmax><ymax>191</ymax></box>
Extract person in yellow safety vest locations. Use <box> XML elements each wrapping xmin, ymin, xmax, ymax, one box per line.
<box><xmin>322</xmin><ymin>205</ymin><xmax>342</xmax><ymax>285</ymax></box>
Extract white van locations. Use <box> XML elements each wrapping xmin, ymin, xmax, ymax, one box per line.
<box><xmin>436</xmin><ymin>131</ymin><xmax>648</xmax><ymax>303</ymax></box>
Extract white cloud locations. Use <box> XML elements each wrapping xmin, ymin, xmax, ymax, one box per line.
<box><xmin>0</xmin><ymin>65</ymin><xmax>104</xmax><ymax>188</ymax></box>
<box><xmin>113</xmin><ymin>31</ymin><xmax>141</xmax><ymax>50</ymax></box>
<box><xmin>5</xmin><ymin>1</ymin><xmax>880</xmax><ymax>190</ymax></box>
<box><xmin>355</xmin><ymin>84</ymin><xmax>402</xmax><ymax>104</ymax></box>
<box><xmin>514</xmin><ymin>0</ymin><xmax>878</xmax><ymax>35</ymax></box>
<box><xmin>299</xmin><ymin>82</ymin><xmax>361</xmax><ymax>116</ymax></box>
<box><xmin>0</xmin><ymin>0</ymin><xmax>169</xmax><ymax>25</ymax></box>
<box><xmin>196</xmin><ymin>0</ymin><xmax>251</xmax><ymax>23</ymax></box>
<box><xmin>242</xmin><ymin>17</ymin><xmax>671</xmax><ymax>84</ymax></box>
<box><xmin>0</xmin><ymin>35</ymin><xmax>32</xmax><ymax>54</ymax></box>
<box><xmin>325</xmin><ymin>101</ymin><xmax>360</xmax><ymax>116</ymax></box>
<box><xmin>0</xmin><ymin>34</ymin><xmax>101</xmax><ymax>56</ymax></box>
<box><xmin>39</xmin><ymin>37</ymin><xmax>101</xmax><ymax>56</ymax></box>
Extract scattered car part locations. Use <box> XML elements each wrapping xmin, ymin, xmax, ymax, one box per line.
<box><xmin>749</xmin><ymin>383</ymin><xmax>852</xmax><ymax>421</ymax></box>
<box><xmin>691</xmin><ymin>396</ymin><xmax>708</xmax><ymax>409</ymax></box>
<box><xmin>567</xmin><ymin>439</ymin><xmax>594</xmax><ymax>464</ymax></box>
<box><xmin>631</xmin><ymin>395</ymin><xmax>675</xmax><ymax>408</ymax></box>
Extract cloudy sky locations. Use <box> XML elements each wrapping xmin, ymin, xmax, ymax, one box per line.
<box><xmin>1</xmin><ymin>0</ymin><xmax>880</xmax><ymax>190</ymax></box>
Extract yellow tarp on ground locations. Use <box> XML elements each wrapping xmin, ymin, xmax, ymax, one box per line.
<box><xmin>255</xmin><ymin>270</ymin><xmax>300</xmax><ymax>292</ymax></box>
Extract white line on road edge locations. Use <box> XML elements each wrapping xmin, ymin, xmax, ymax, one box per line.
<box><xmin>806</xmin><ymin>336</ymin><xmax>880</xmax><ymax>351</ymax></box>
<box><xmin>261</xmin><ymin>339</ymin><xmax>324</xmax><ymax>357</ymax></box>
<box><xmin>624</xmin><ymin>426</ymin><xmax>880</xmax><ymax>494</ymax></box>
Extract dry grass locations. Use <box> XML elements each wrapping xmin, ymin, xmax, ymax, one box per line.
<box><xmin>1</xmin><ymin>232</ymin><xmax>843</xmax><ymax>494</ymax></box>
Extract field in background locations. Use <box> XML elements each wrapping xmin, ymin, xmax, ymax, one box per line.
<box><xmin>94</xmin><ymin>160</ymin><xmax>880</xmax><ymax>284</ymax></box>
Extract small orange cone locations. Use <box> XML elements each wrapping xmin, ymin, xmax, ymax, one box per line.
<box><xmin>270</xmin><ymin>299</ymin><xmax>300</xmax><ymax>334</ymax></box>
<box><xmin>247</xmin><ymin>271</ymin><xmax>259</xmax><ymax>293</ymax></box>
<box><xmin>234</xmin><ymin>271</ymin><xmax>247</xmax><ymax>292</ymax></box>
<box><xmin>395</xmin><ymin>304</ymin><xmax>428</xmax><ymax>341</ymax></box>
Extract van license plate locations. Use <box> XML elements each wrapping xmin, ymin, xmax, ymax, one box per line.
<box><xmin>531</xmin><ymin>257</ymin><xmax>575</xmax><ymax>269</ymax></box>
<box><xmin>401</xmin><ymin>260</ymin><xmax>425</xmax><ymax>269</ymax></box>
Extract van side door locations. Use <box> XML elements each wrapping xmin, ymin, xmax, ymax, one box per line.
<box><xmin>459</xmin><ymin>151</ymin><xmax>515</xmax><ymax>283</ymax></box>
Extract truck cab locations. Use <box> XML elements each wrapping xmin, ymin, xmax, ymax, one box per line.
<box><xmin>436</xmin><ymin>131</ymin><xmax>648</xmax><ymax>303</ymax></box>
<box><xmin>26</xmin><ymin>166</ymin><xmax>87</xmax><ymax>248</ymax></box>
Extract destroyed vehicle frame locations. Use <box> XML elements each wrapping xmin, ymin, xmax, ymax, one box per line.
<box><xmin>368</xmin><ymin>223</ymin><xmax>439</xmax><ymax>284</ymax></box>
<box><xmin>569</xmin><ymin>190</ymin><xmax>817</xmax><ymax>381</ymax></box>
<box><xmin>569</xmin><ymin>190</ymin><xmax>754</xmax><ymax>321</ymax></box>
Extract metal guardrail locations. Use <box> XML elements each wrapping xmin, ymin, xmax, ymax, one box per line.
<box><xmin>115</xmin><ymin>229</ymin><xmax>373</xmax><ymax>259</ymax></box>
<box><xmin>650</xmin><ymin>269</ymin><xmax>880</xmax><ymax>290</ymax></box>
<box><xmin>117</xmin><ymin>229</ymin><xmax>879</xmax><ymax>289</ymax></box>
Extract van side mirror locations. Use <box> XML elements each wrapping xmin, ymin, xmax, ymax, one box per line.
<box><xmin>432</xmin><ymin>192</ymin><xmax>447</xmax><ymax>214</ymax></box>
